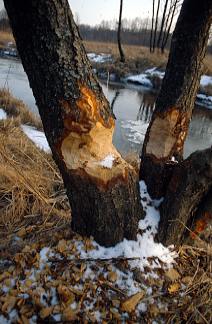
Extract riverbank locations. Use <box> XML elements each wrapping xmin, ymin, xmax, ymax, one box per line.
<box><xmin>0</xmin><ymin>32</ymin><xmax>212</xmax><ymax>106</ymax></box>
<box><xmin>0</xmin><ymin>89</ymin><xmax>211</xmax><ymax>323</ymax></box>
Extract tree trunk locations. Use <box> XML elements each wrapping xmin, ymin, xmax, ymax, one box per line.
<box><xmin>157</xmin><ymin>0</ymin><xmax>169</xmax><ymax>49</ymax></box>
<box><xmin>4</xmin><ymin>0</ymin><xmax>143</xmax><ymax>247</ymax></box>
<box><xmin>161</xmin><ymin>0</ymin><xmax>178</xmax><ymax>53</ymax></box>
<box><xmin>158</xmin><ymin>148</ymin><xmax>212</xmax><ymax>246</ymax></box>
<box><xmin>117</xmin><ymin>0</ymin><xmax>125</xmax><ymax>62</ymax></box>
<box><xmin>140</xmin><ymin>0</ymin><xmax>212</xmax><ymax>198</ymax></box>
<box><xmin>150</xmin><ymin>0</ymin><xmax>155</xmax><ymax>53</ymax></box>
<box><xmin>153</xmin><ymin>0</ymin><xmax>161</xmax><ymax>52</ymax></box>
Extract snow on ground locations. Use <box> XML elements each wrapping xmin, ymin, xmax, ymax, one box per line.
<box><xmin>21</xmin><ymin>125</ymin><xmax>51</xmax><ymax>153</ymax></box>
<box><xmin>126</xmin><ymin>73</ymin><xmax>153</xmax><ymax>88</ymax></box>
<box><xmin>125</xmin><ymin>67</ymin><xmax>165</xmax><ymax>88</ymax></box>
<box><xmin>87</xmin><ymin>53</ymin><xmax>112</xmax><ymax>63</ymax></box>
<box><xmin>99</xmin><ymin>154</ymin><xmax>115</xmax><ymax>168</ymax></box>
<box><xmin>0</xmin><ymin>108</ymin><xmax>7</xmax><ymax>120</ymax></box>
<box><xmin>200</xmin><ymin>75</ymin><xmax>212</xmax><ymax>87</ymax></box>
<box><xmin>121</xmin><ymin>120</ymin><xmax>149</xmax><ymax>144</ymax></box>
<box><xmin>196</xmin><ymin>94</ymin><xmax>212</xmax><ymax>109</ymax></box>
<box><xmin>0</xmin><ymin>180</ymin><xmax>177</xmax><ymax>322</ymax></box>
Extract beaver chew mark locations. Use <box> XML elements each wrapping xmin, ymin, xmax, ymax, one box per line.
<box><xmin>146</xmin><ymin>108</ymin><xmax>188</xmax><ymax>159</ymax></box>
<box><xmin>61</xmin><ymin>86</ymin><xmax>131</xmax><ymax>186</ymax></box>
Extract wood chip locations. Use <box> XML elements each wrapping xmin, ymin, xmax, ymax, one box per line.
<box><xmin>121</xmin><ymin>291</ymin><xmax>145</xmax><ymax>313</ymax></box>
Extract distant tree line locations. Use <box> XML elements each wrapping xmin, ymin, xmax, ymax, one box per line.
<box><xmin>0</xmin><ymin>8</ymin><xmax>10</xmax><ymax>31</ymax></box>
<box><xmin>79</xmin><ymin>20</ymin><xmax>172</xmax><ymax>49</ymax></box>
<box><xmin>0</xmin><ymin>6</ymin><xmax>211</xmax><ymax>54</ymax></box>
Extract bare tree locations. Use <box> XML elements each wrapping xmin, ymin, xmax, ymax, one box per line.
<box><xmin>4</xmin><ymin>0</ymin><xmax>142</xmax><ymax>247</ymax></box>
<box><xmin>141</xmin><ymin>0</ymin><xmax>212</xmax><ymax>245</ymax></box>
<box><xmin>157</xmin><ymin>0</ymin><xmax>169</xmax><ymax>49</ymax></box>
<box><xmin>150</xmin><ymin>0</ymin><xmax>155</xmax><ymax>52</ymax></box>
<box><xmin>161</xmin><ymin>0</ymin><xmax>179</xmax><ymax>52</ymax></box>
<box><xmin>152</xmin><ymin>0</ymin><xmax>161</xmax><ymax>52</ymax></box>
<box><xmin>117</xmin><ymin>0</ymin><xmax>125</xmax><ymax>62</ymax></box>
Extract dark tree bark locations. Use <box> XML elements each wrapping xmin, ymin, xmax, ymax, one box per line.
<box><xmin>150</xmin><ymin>0</ymin><xmax>155</xmax><ymax>53</ymax></box>
<box><xmin>4</xmin><ymin>0</ymin><xmax>143</xmax><ymax>247</ymax></box>
<box><xmin>158</xmin><ymin>148</ymin><xmax>212</xmax><ymax>246</ymax></box>
<box><xmin>117</xmin><ymin>0</ymin><xmax>125</xmax><ymax>63</ymax></box>
<box><xmin>140</xmin><ymin>0</ymin><xmax>212</xmax><ymax>198</ymax></box>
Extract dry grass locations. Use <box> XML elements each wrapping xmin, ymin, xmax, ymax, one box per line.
<box><xmin>167</xmin><ymin>244</ymin><xmax>212</xmax><ymax>323</ymax></box>
<box><xmin>84</xmin><ymin>40</ymin><xmax>212</xmax><ymax>75</ymax></box>
<box><xmin>0</xmin><ymin>88</ymin><xmax>42</xmax><ymax>129</ymax></box>
<box><xmin>0</xmin><ymin>30</ymin><xmax>14</xmax><ymax>48</ymax></box>
<box><xmin>0</xmin><ymin>118</ymin><xmax>70</xmax><ymax>255</ymax></box>
<box><xmin>84</xmin><ymin>40</ymin><xmax>168</xmax><ymax>70</ymax></box>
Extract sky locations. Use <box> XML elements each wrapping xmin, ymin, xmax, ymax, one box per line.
<box><xmin>70</xmin><ymin>0</ymin><xmax>152</xmax><ymax>26</ymax></box>
<box><xmin>0</xmin><ymin>0</ymin><xmax>152</xmax><ymax>26</ymax></box>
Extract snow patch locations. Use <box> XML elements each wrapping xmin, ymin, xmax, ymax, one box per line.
<box><xmin>99</xmin><ymin>154</ymin><xmax>115</xmax><ymax>169</ymax></box>
<box><xmin>0</xmin><ymin>108</ymin><xmax>7</xmax><ymax>120</ymax></box>
<box><xmin>21</xmin><ymin>125</ymin><xmax>51</xmax><ymax>153</ymax></box>
<box><xmin>196</xmin><ymin>94</ymin><xmax>212</xmax><ymax>109</ymax></box>
<box><xmin>126</xmin><ymin>74</ymin><xmax>153</xmax><ymax>88</ymax></box>
<box><xmin>200</xmin><ymin>75</ymin><xmax>212</xmax><ymax>87</ymax></box>
<box><xmin>87</xmin><ymin>53</ymin><xmax>112</xmax><ymax>63</ymax></box>
<box><xmin>121</xmin><ymin>120</ymin><xmax>149</xmax><ymax>144</ymax></box>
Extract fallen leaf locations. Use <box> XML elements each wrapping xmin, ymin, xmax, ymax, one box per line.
<box><xmin>17</xmin><ymin>228</ymin><xmax>27</xmax><ymax>238</ymax></box>
<box><xmin>181</xmin><ymin>276</ymin><xmax>193</xmax><ymax>285</ymax></box>
<box><xmin>168</xmin><ymin>282</ymin><xmax>180</xmax><ymax>293</ymax></box>
<box><xmin>40</xmin><ymin>307</ymin><xmax>53</xmax><ymax>319</ymax></box>
<box><xmin>165</xmin><ymin>268</ymin><xmax>180</xmax><ymax>282</ymax></box>
<box><xmin>108</xmin><ymin>271</ymin><xmax>118</xmax><ymax>282</ymax></box>
<box><xmin>149</xmin><ymin>303</ymin><xmax>160</xmax><ymax>317</ymax></box>
<box><xmin>2</xmin><ymin>296</ymin><xmax>17</xmax><ymax>312</ymax></box>
<box><xmin>57</xmin><ymin>285</ymin><xmax>75</xmax><ymax>303</ymax></box>
<box><xmin>21</xmin><ymin>315</ymin><xmax>29</xmax><ymax>324</ymax></box>
<box><xmin>62</xmin><ymin>308</ymin><xmax>77</xmax><ymax>321</ymax></box>
<box><xmin>57</xmin><ymin>239</ymin><xmax>67</xmax><ymax>253</ymax></box>
<box><xmin>121</xmin><ymin>291</ymin><xmax>145</xmax><ymax>313</ymax></box>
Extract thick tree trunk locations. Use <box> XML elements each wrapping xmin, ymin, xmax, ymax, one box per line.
<box><xmin>4</xmin><ymin>0</ymin><xmax>143</xmax><ymax>246</ymax></box>
<box><xmin>140</xmin><ymin>0</ymin><xmax>212</xmax><ymax>198</ymax></box>
<box><xmin>117</xmin><ymin>0</ymin><xmax>125</xmax><ymax>63</ymax></box>
<box><xmin>158</xmin><ymin>148</ymin><xmax>212</xmax><ymax>246</ymax></box>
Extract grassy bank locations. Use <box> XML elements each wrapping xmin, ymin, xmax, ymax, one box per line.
<box><xmin>0</xmin><ymin>30</ymin><xmax>14</xmax><ymax>49</ymax></box>
<box><xmin>84</xmin><ymin>40</ymin><xmax>212</xmax><ymax>76</ymax></box>
<box><xmin>0</xmin><ymin>89</ymin><xmax>70</xmax><ymax>257</ymax></box>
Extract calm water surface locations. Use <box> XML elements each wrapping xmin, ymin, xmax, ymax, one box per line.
<box><xmin>0</xmin><ymin>58</ymin><xmax>211</xmax><ymax>158</ymax></box>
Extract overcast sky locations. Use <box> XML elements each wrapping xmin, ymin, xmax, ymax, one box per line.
<box><xmin>0</xmin><ymin>0</ymin><xmax>152</xmax><ymax>26</ymax></box>
<box><xmin>70</xmin><ymin>0</ymin><xmax>152</xmax><ymax>25</ymax></box>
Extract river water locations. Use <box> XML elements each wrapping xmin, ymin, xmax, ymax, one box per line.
<box><xmin>0</xmin><ymin>58</ymin><xmax>211</xmax><ymax>158</ymax></box>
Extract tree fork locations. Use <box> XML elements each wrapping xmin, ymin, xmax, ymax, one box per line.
<box><xmin>140</xmin><ymin>0</ymin><xmax>212</xmax><ymax>198</ymax></box>
<box><xmin>4</xmin><ymin>0</ymin><xmax>143</xmax><ymax>246</ymax></box>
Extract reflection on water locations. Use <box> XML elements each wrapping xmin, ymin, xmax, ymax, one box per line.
<box><xmin>0</xmin><ymin>58</ymin><xmax>211</xmax><ymax>158</ymax></box>
<box><xmin>101</xmin><ymin>82</ymin><xmax>212</xmax><ymax>158</ymax></box>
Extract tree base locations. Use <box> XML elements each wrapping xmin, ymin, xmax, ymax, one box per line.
<box><xmin>64</xmin><ymin>167</ymin><xmax>144</xmax><ymax>247</ymax></box>
<box><xmin>158</xmin><ymin>148</ymin><xmax>212</xmax><ymax>246</ymax></box>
